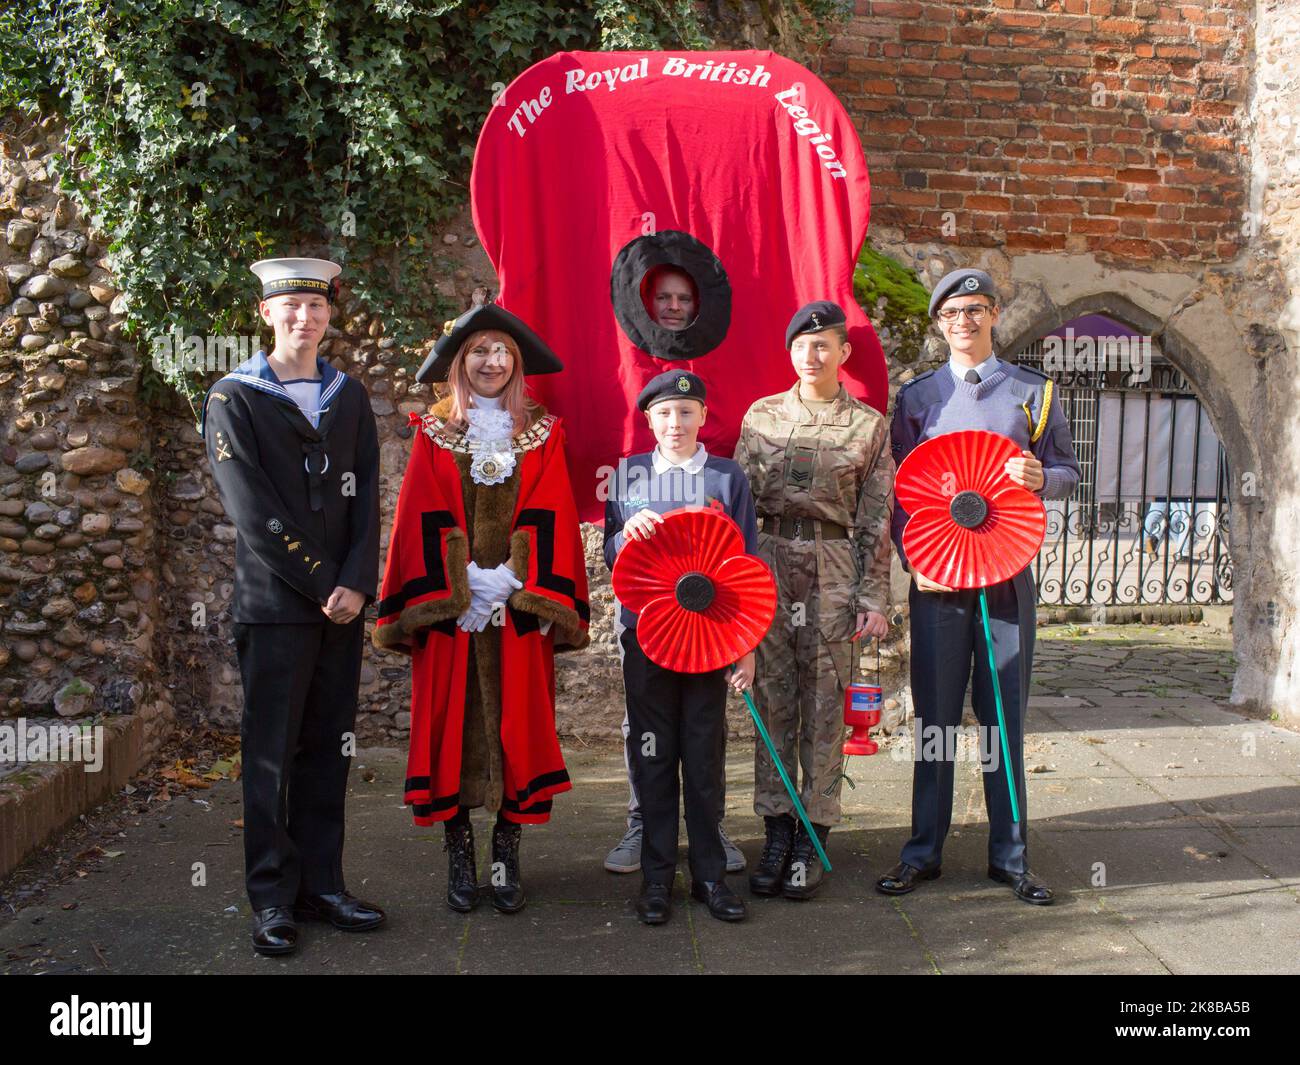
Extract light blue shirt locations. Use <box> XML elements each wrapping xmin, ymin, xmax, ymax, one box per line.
<box><xmin>949</xmin><ymin>353</ymin><xmax>1000</xmax><ymax>384</ymax></box>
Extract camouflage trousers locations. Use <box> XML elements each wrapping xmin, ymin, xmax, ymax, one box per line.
<box><xmin>751</xmin><ymin>534</ymin><xmax>856</xmax><ymax>827</ymax></box>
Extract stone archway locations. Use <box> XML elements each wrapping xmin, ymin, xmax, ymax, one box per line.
<box><xmin>993</xmin><ymin>255</ymin><xmax>1276</xmax><ymax>722</ymax></box>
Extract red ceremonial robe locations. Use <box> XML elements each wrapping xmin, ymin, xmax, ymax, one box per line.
<box><xmin>374</xmin><ymin>403</ymin><xmax>589</xmax><ymax>825</ymax></box>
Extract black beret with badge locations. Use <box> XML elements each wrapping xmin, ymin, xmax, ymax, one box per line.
<box><xmin>636</xmin><ymin>369</ymin><xmax>706</xmax><ymax>411</ymax></box>
<box><xmin>784</xmin><ymin>300</ymin><xmax>847</xmax><ymax>348</ymax></box>
<box><xmin>415</xmin><ymin>302</ymin><xmax>565</xmax><ymax>383</ymax></box>
<box><xmin>928</xmin><ymin>268</ymin><xmax>999</xmax><ymax>317</ymax></box>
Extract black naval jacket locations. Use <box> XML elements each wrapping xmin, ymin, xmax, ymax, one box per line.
<box><xmin>201</xmin><ymin>352</ymin><xmax>380</xmax><ymax>624</ymax></box>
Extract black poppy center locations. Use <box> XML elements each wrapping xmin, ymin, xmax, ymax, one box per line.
<box><xmin>949</xmin><ymin>490</ymin><xmax>988</xmax><ymax>529</ymax></box>
<box><xmin>675</xmin><ymin>572</ymin><xmax>716</xmax><ymax>612</ymax></box>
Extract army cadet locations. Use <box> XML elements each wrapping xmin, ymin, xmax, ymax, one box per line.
<box><xmin>875</xmin><ymin>268</ymin><xmax>1080</xmax><ymax>906</ymax></box>
<box><xmin>733</xmin><ymin>301</ymin><xmax>894</xmax><ymax>901</ymax></box>
<box><xmin>202</xmin><ymin>258</ymin><xmax>384</xmax><ymax>955</ymax></box>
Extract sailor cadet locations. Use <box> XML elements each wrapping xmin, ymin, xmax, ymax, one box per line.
<box><xmin>202</xmin><ymin>257</ymin><xmax>385</xmax><ymax>954</ymax></box>
<box><xmin>875</xmin><ymin>268</ymin><xmax>1081</xmax><ymax>906</ymax></box>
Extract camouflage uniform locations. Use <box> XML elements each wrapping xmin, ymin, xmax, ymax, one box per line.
<box><xmin>733</xmin><ymin>384</ymin><xmax>894</xmax><ymax>826</ymax></box>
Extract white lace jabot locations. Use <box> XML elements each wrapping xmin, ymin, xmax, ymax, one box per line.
<box><xmin>465</xmin><ymin>392</ymin><xmax>515</xmax><ymax>485</ymax></box>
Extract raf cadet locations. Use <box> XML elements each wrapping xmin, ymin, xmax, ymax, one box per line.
<box><xmin>875</xmin><ymin>268</ymin><xmax>1080</xmax><ymax>906</ymax></box>
<box><xmin>733</xmin><ymin>301</ymin><xmax>894</xmax><ymax>901</ymax></box>
<box><xmin>201</xmin><ymin>258</ymin><xmax>384</xmax><ymax>954</ymax></box>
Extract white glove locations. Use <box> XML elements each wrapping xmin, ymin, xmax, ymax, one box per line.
<box><xmin>467</xmin><ymin>561</ymin><xmax>523</xmax><ymax>606</ymax></box>
<box><xmin>456</xmin><ymin>603</ymin><xmax>494</xmax><ymax>632</ymax></box>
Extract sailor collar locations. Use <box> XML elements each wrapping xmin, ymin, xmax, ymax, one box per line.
<box><xmin>201</xmin><ymin>350</ymin><xmax>347</xmax><ymax>435</ymax></box>
<box><xmin>227</xmin><ymin>350</ymin><xmax>347</xmax><ymax>409</ymax></box>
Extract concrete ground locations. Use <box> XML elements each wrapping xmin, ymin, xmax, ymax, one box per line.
<box><xmin>2</xmin><ymin>620</ymin><xmax>1297</xmax><ymax>975</ymax></box>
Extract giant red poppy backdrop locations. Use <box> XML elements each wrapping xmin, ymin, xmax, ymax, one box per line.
<box><xmin>470</xmin><ymin>50</ymin><xmax>888</xmax><ymax>520</ymax></box>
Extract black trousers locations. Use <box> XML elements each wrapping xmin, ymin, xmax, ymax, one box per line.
<box><xmin>621</xmin><ymin>627</ymin><xmax>728</xmax><ymax>886</ymax></box>
<box><xmin>901</xmin><ymin>574</ymin><xmax>1032</xmax><ymax>874</ymax></box>
<box><xmin>233</xmin><ymin>618</ymin><xmax>364</xmax><ymax>909</ymax></box>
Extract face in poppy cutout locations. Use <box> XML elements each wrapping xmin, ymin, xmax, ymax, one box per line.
<box><xmin>645</xmin><ymin>266</ymin><xmax>698</xmax><ymax>331</ymax></box>
<box><xmin>471</xmin><ymin>50</ymin><xmax>888</xmax><ymax>520</ymax></box>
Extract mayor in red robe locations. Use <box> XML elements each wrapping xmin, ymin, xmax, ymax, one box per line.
<box><xmin>374</xmin><ymin>303</ymin><xmax>589</xmax><ymax>915</ymax></box>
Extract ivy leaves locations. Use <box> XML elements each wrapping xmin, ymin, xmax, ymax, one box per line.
<box><xmin>0</xmin><ymin>0</ymin><xmax>846</xmax><ymax>411</ymax></box>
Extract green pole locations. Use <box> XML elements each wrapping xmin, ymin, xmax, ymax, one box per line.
<box><xmin>740</xmin><ymin>688</ymin><xmax>832</xmax><ymax>872</ymax></box>
<box><xmin>978</xmin><ymin>588</ymin><xmax>1021</xmax><ymax>823</ymax></box>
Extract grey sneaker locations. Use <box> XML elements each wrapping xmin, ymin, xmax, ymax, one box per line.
<box><xmin>604</xmin><ymin>823</ymin><xmax>642</xmax><ymax>873</ymax></box>
<box><xmin>719</xmin><ymin>824</ymin><xmax>745</xmax><ymax>873</ymax></box>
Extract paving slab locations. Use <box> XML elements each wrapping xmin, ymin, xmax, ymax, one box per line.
<box><xmin>2</xmin><ymin>627</ymin><xmax>1295</xmax><ymax>975</ymax></box>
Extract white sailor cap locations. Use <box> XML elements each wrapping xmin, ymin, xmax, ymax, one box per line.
<box><xmin>250</xmin><ymin>257</ymin><xmax>342</xmax><ymax>303</ymax></box>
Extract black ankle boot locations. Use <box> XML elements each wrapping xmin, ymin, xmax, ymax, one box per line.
<box><xmin>749</xmin><ymin>814</ymin><xmax>795</xmax><ymax>896</ymax></box>
<box><xmin>782</xmin><ymin>822</ymin><xmax>830</xmax><ymax>900</ymax></box>
<box><xmin>490</xmin><ymin>819</ymin><xmax>525</xmax><ymax>914</ymax></box>
<box><xmin>443</xmin><ymin>819</ymin><xmax>479</xmax><ymax>913</ymax></box>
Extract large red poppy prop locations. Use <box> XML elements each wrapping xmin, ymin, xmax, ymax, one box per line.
<box><xmin>471</xmin><ymin>50</ymin><xmax>887</xmax><ymax>520</ymax></box>
<box><xmin>895</xmin><ymin>429</ymin><xmax>1046</xmax><ymax>824</ymax></box>
<box><xmin>895</xmin><ymin>431</ymin><xmax>1047</xmax><ymax>590</ymax></box>
<box><xmin>612</xmin><ymin>504</ymin><xmax>831</xmax><ymax>868</ymax></box>
<box><xmin>611</xmin><ymin>506</ymin><xmax>775</xmax><ymax>673</ymax></box>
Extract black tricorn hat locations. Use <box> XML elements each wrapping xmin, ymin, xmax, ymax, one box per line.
<box><xmin>415</xmin><ymin>303</ymin><xmax>564</xmax><ymax>383</ymax></box>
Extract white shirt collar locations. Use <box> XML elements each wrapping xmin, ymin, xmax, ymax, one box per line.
<box><xmin>950</xmin><ymin>353</ymin><xmax>1000</xmax><ymax>384</ymax></box>
<box><xmin>652</xmin><ymin>443</ymin><xmax>708</xmax><ymax>475</ymax></box>
<box><xmin>470</xmin><ymin>390</ymin><xmax>504</xmax><ymax>410</ymax></box>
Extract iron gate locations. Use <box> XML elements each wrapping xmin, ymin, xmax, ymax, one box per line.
<box><xmin>1014</xmin><ymin>342</ymin><xmax>1233</xmax><ymax>605</ymax></box>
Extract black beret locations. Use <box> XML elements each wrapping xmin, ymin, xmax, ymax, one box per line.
<box><xmin>785</xmin><ymin>300</ymin><xmax>847</xmax><ymax>348</ymax></box>
<box><xmin>928</xmin><ymin>269</ymin><xmax>999</xmax><ymax>317</ymax></box>
<box><xmin>636</xmin><ymin>370</ymin><xmax>706</xmax><ymax>411</ymax></box>
<box><xmin>415</xmin><ymin>303</ymin><xmax>563</xmax><ymax>384</ymax></box>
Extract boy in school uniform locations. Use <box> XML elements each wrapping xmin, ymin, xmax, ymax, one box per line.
<box><xmin>603</xmin><ymin>370</ymin><xmax>759</xmax><ymax>925</ymax></box>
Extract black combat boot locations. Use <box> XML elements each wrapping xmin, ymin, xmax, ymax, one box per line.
<box><xmin>749</xmin><ymin>814</ymin><xmax>796</xmax><ymax>896</ymax></box>
<box><xmin>782</xmin><ymin>821</ymin><xmax>830</xmax><ymax>900</ymax></box>
<box><xmin>443</xmin><ymin>819</ymin><xmax>479</xmax><ymax>913</ymax></box>
<box><xmin>490</xmin><ymin>817</ymin><xmax>526</xmax><ymax>914</ymax></box>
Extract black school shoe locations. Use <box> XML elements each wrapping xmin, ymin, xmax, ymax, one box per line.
<box><xmin>690</xmin><ymin>879</ymin><xmax>747</xmax><ymax>921</ymax></box>
<box><xmin>636</xmin><ymin>881</ymin><xmax>673</xmax><ymax>925</ymax></box>
<box><xmin>251</xmin><ymin>906</ymin><xmax>297</xmax><ymax>956</ymax></box>
<box><xmin>295</xmin><ymin>891</ymin><xmax>386</xmax><ymax>931</ymax></box>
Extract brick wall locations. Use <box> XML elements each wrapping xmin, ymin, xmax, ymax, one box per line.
<box><xmin>820</xmin><ymin>0</ymin><xmax>1252</xmax><ymax>261</ymax></box>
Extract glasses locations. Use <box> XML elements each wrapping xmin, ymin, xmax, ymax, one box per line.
<box><xmin>936</xmin><ymin>305</ymin><xmax>990</xmax><ymax>323</ymax></box>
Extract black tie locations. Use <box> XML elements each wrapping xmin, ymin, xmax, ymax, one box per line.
<box><xmin>965</xmin><ymin>369</ymin><xmax>981</xmax><ymax>384</ymax></box>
